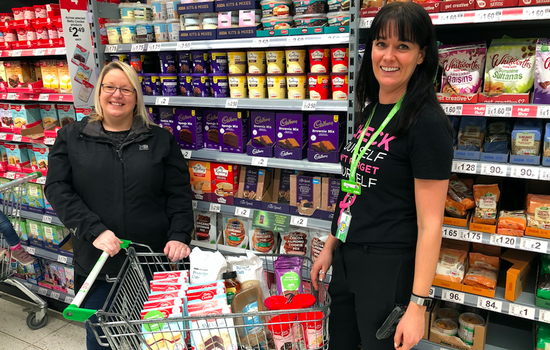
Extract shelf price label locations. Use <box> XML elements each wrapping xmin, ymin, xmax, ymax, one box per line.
<box><xmin>42</xmin><ymin>215</ymin><xmax>53</xmax><ymax>224</ymax></box>
<box><xmin>509</xmin><ymin>304</ymin><xmax>535</xmax><ymax>320</ymax></box>
<box><xmin>55</xmin><ymin>48</ymin><xmax>66</xmax><ymax>55</ymax></box>
<box><xmin>252</xmin><ymin>37</ymin><xmax>270</xmax><ymax>47</ymax></box>
<box><xmin>12</xmin><ymin>50</ymin><xmax>22</xmax><ymax>57</ymax></box>
<box><xmin>182</xmin><ymin>150</ymin><xmax>192</xmax><ymax>159</ymax></box>
<box><xmin>490</xmin><ymin>234</ymin><xmax>517</xmax><ymax>248</ymax></box>
<box><xmin>65</xmin><ymin>296</ymin><xmax>74</xmax><ymax>304</ymax></box>
<box><xmin>38</xmin><ymin>94</ymin><xmax>50</xmax><ymax>101</ymax></box>
<box><xmin>34</xmin><ymin>49</ymin><xmax>46</xmax><ymax>56</ymax></box>
<box><xmin>539</xmin><ymin>106</ymin><xmax>550</xmax><ymax>118</ymax></box>
<box><xmin>461</xmin><ymin>230</ymin><xmax>483</xmax><ymax>243</ymax></box>
<box><xmin>477</xmin><ymin>297</ymin><xmax>502</xmax><ymax>312</ymax></box>
<box><xmin>234</xmin><ymin>207</ymin><xmax>251</xmax><ymax>218</ymax></box>
<box><xmin>225</xmin><ymin>99</ymin><xmax>239</xmax><ymax>109</ymax></box>
<box><xmin>6</xmin><ymin>172</ymin><xmax>16</xmax><ymax>179</ymax></box>
<box><xmin>520</xmin><ymin>237</ymin><xmax>548</xmax><ymax>253</ymax></box>
<box><xmin>438</xmin><ymin>12</ymin><xmax>465</xmax><ymax>25</ymax></box>
<box><xmin>50</xmin><ymin>291</ymin><xmax>60</xmax><ymax>300</ymax></box>
<box><xmin>442</xmin><ymin>104</ymin><xmax>462</xmax><ymax>116</ymax></box>
<box><xmin>475</xmin><ymin>9</ymin><xmax>502</xmax><ymax>23</ymax></box>
<box><xmin>57</xmin><ymin>255</ymin><xmax>68</xmax><ymax>264</ymax></box>
<box><xmin>511</xmin><ymin>166</ymin><xmax>539</xmax><ymax>180</ymax></box>
<box><xmin>326</xmin><ymin>34</ymin><xmax>346</xmax><ymax>43</ymax></box>
<box><xmin>209</xmin><ymin>203</ymin><xmax>221</xmax><ymax>213</ymax></box>
<box><xmin>442</xmin><ymin>227</ymin><xmax>461</xmax><ymax>240</ymax></box>
<box><xmin>192</xmin><ymin>200</ymin><xmax>197</xmax><ymax>210</ymax></box>
<box><xmin>12</xmin><ymin>135</ymin><xmax>22</xmax><ymax>142</ymax></box>
<box><xmin>523</xmin><ymin>7</ymin><xmax>546</xmax><ymax>20</ymax></box>
<box><xmin>36</xmin><ymin>177</ymin><xmax>47</xmax><ymax>185</ymax></box>
<box><xmin>290</xmin><ymin>216</ymin><xmax>308</xmax><ymax>228</ymax></box>
<box><xmin>147</xmin><ymin>43</ymin><xmax>162</xmax><ymax>51</ymax></box>
<box><xmin>481</xmin><ymin>163</ymin><xmax>508</xmax><ymax>177</ymax></box>
<box><xmin>429</xmin><ymin>287</ymin><xmax>435</xmax><ymax>298</ymax></box>
<box><xmin>27</xmin><ymin>247</ymin><xmax>36</xmax><ymax>255</ymax></box>
<box><xmin>452</xmin><ymin>161</ymin><xmax>477</xmax><ymax>174</ymax></box>
<box><xmin>105</xmin><ymin>45</ymin><xmax>118</xmax><ymax>53</ymax></box>
<box><xmin>442</xmin><ymin>290</ymin><xmax>465</xmax><ymax>304</ymax></box>
<box><xmin>251</xmin><ymin>157</ymin><xmax>268</xmax><ymax>167</ymax></box>
<box><xmin>176</xmin><ymin>42</ymin><xmax>192</xmax><ymax>51</ymax></box>
<box><xmin>540</xmin><ymin>168</ymin><xmax>550</xmax><ymax>182</ymax></box>
<box><xmin>487</xmin><ymin>104</ymin><xmax>512</xmax><ymax>117</ymax></box>
<box><xmin>0</xmin><ymin>133</ymin><xmax>6</xmax><ymax>140</ymax></box>
<box><xmin>23</xmin><ymin>282</ymin><xmax>32</xmax><ymax>289</ymax></box>
<box><xmin>7</xmin><ymin>93</ymin><xmax>17</xmax><ymax>100</ymax></box>
<box><xmin>359</xmin><ymin>17</ymin><xmax>374</xmax><ymax>28</ymax></box>
<box><xmin>540</xmin><ymin>309</ymin><xmax>550</xmax><ymax>323</ymax></box>
<box><xmin>131</xmin><ymin>43</ymin><xmax>145</xmax><ymax>52</ymax></box>
<box><xmin>286</xmin><ymin>36</ymin><xmax>306</xmax><ymax>45</ymax></box>
<box><xmin>38</xmin><ymin>287</ymin><xmax>48</xmax><ymax>296</ymax></box>
<box><xmin>302</xmin><ymin>100</ymin><xmax>317</xmax><ymax>111</ymax></box>
<box><xmin>155</xmin><ymin>97</ymin><xmax>170</xmax><ymax>105</ymax></box>
<box><xmin>44</xmin><ymin>137</ymin><xmax>56</xmax><ymax>145</ymax></box>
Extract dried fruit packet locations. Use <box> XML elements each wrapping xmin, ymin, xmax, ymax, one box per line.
<box><xmin>472</xmin><ymin>184</ymin><xmax>500</xmax><ymax>225</ymax></box>
<box><xmin>439</xmin><ymin>42</ymin><xmax>487</xmax><ymax>94</ymax></box>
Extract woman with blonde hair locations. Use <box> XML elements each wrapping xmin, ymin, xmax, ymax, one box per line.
<box><xmin>45</xmin><ymin>61</ymin><xmax>194</xmax><ymax>349</ymax></box>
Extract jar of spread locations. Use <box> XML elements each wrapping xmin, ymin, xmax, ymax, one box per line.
<box><xmin>223</xmin><ymin>271</ymin><xmax>241</xmax><ymax>305</ymax></box>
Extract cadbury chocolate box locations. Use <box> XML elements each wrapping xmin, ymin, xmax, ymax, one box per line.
<box><xmin>290</xmin><ymin>174</ymin><xmax>321</xmax><ymax>217</ymax></box>
<box><xmin>175</xmin><ymin>108</ymin><xmax>203</xmax><ymax>150</ymax></box>
<box><xmin>275</xmin><ymin>112</ymin><xmax>307</xmax><ymax>160</ymax></box>
<box><xmin>218</xmin><ymin>110</ymin><xmax>249</xmax><ymax>154</ymax></box>
<box><xmin>158</xmin><ymin>107</ymin><xmax>177</xmax><ymax>139</ymax></box>
<box><xmin>235</xmin><ymin>166</ymin><xmax>272</xmax><ymax>208</ymax></box>
<box><xmin>203</xmin><ymin>109</ymin><xmax>219</xmax><ymax>150</ymax></box>
<box><xmin>247</xmin><ymin>111</ymin><xmax>276</xmax><ymax>157</ymax></box>
<box><xmin>308</xmin><ymin>114</ymin><xmax>342</xmax><ymax>163</ymax></box>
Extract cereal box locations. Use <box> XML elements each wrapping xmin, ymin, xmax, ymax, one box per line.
<box><xmin>211</xmin><ymin>163</ymin><xmax>239</xmax><ymax>205</ymax></box>
<box><xmin>189</xmin><ymin>160</ymin><xmax>212</xmax><ymax>201</ymax></box>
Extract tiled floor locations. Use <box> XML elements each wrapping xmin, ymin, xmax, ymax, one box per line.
<box><xmin>0</xmin><ymin>292</ymin><xmax>86</xmax><ymax>350</ymax></box>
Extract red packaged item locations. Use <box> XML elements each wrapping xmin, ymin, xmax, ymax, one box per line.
<box><xmin>211</xmin><ymin>162</ymin><xmax>239</xmax><ymax>205</ymax></box>
<box><xmin>330</xmin><ymin>45</ymin><xmax>348</xmax><ymax>73</ymax></box>
<box><xmin>33</xmin><ymin>5</ymin><xmax>47</xmax><ymax>19</ymax></box>
<box><xmin>148</xmin><ymin>291</ymin><xmax>186</xmax><ymax>301</ymax></box>
<box><xmin>151</xmin><ymin>276</ymin><xmax>189</xmax><ymax>285</ymax></box>
<box><xmin>150</xmin><ymin>283</ymin><xmax>186</xmax><ymax>293</ymax></box>
<box><xmin>0</xmin><ymin>13</ymin><xmax>14</xmax><ymax>22</ymax></box>
<box><xmin>45</xmin><ymin>4</ymin><xmax>60</xmax><ymax>18</ymax></box>
<box><xmin>4</xmin><ymin>29</ymin><xmax>17</xmax><ymax>43</ymax></box>
<box><xmin>153</xmin><ymin>270</ymin><xmax>189</xmax><ymax>281</ymax></box>
<box><xmin>26</xmin><ymin>26</ymin><xmax>36</xmax><ymax>41</ymax></box>
<box><xmin>35</xmin><ymin>26</ymin><xmax>49</xmax><ymax>40</ymax></box>
<box><xmin>299</xmin><ymin>311</ymin><xmax>324</xmax><ymax>349</ymax></box>
<box><xmin>308</xmin><ymin>73</ymin><xmax>330</xmax><ymax>100</ymax></box>
<box><xmin>139</xmin><ymin>305</ymin><xmax>183</xmax><ymax>320</ymax></box>
<box><xmin>143</xmin><ymin>298</ymin><xmax>185</xmax><ymax>310</ymax></box>
<box><xmin>309</xmin><ymin>47</ymin><xmax>330</xmax><ymax>73</ymax></box>
<box><xmin>186</xmin><ymin>287</ymin><xmax>226</xmax><ymax>302</ymax></box>
<box><xmin>331</xmin><ymin>73</ymin><xmax>348</xmax><ymax>100</ymax></box>
<box><xmin>12</xmin><ymin>8</ymin><xmax>24</xmax><ymax>21</ymax></box>
<box><xmin>23</xmin><ymin>7</ymin><xmax>35</xmax><ymax>20</ymax></box>
<box><xmin>187</xmin><ymin>298</ymin><xmax>228</xmax><ymax>313</ymax></box>
<box><xmin>47</xmin><ymin>25</ymin><xmax>58</xmax><ymax>39</ymax></box>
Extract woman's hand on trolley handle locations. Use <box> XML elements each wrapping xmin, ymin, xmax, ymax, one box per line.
<box><xmin>393</xmin><ymin>302</ymin><xmax>426</xmax><ymax>350</ymax></box>
<box><xmin>164</xmin><ymin>240</ymin><xmax>191</xmax><ymax>262</ymax></box>
<box><xmin>93</xmin><ymin>230</ymin><xmax>123</xmax><ymax>257</ymax></box>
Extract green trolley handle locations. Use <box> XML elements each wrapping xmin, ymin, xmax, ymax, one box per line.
<box><xmin>63</xmin><ymin>239</ymin><xmax>131</xmax><ymax>322</ymax></box>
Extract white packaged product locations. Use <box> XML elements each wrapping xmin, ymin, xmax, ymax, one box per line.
<box><xmin>227</xmin><ymin>251</ymin><xmax>270</xmax><ymax>298</ymax></box>
<box><xmin>189</xmin><ymin>247</ymin><xmax>227</xmax><ymax>284</ymax></box>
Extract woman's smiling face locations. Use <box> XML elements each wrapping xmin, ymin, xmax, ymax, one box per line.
<box><xmin>99</xmin><ymin>69</ymin><xmax>136</xmax><ymax>124</ymax></box>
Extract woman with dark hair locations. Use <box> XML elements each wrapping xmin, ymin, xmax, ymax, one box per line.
<box><xmin>311</xmin><ymin>2</ymin><xmax>453</xmax><ymax>350</ymax></box>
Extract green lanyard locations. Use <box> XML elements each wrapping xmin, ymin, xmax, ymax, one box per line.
<box><xmin>341</xmin><ymin>94</ymin><xmax>404</xmax><ymax>195</ymax></box>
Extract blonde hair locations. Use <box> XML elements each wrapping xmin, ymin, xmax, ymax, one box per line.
<box><xmin>90</xmin><ymin>61</ymin><xmax>154</xmax><ymax>127</ymax></box>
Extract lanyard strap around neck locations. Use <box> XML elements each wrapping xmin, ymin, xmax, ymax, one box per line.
<box><xmin>349</xmin><ymin>94</ymin><xmax>404</xmax><ymax>182</ymax></box>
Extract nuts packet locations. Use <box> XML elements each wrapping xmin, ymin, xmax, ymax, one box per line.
<box><xmin>534</xmin><ymin>39</ymin><xmax>550</xmax><ymax>104</ymax></box>
<box><xmin>497</xmin><ymin>210</ymin><xmax>526</xmax><ymax>237</ymax></box>
<box><xmin>484</xmin><ymin>120</ymin><xmax>511</xmax><ymax>154</ymax></box>
<box><xmin>472</xmin><ymin>184</ymin><xmax>500</xmax><ymax>225</ymax></box>
<box><xmin>457</xmin><ymin>117</ymin><xmax>486</xmax><ymax>151</ymax></box>
<box><xmin>484</xmin><ymin>38</ymin><xmax>537</xmax><ymax>95</ymax></box>
<box><xmin>526</xmin><ymin>194</ymin><xmax>550</xmax><ymax>230</ymax></box>
<box><xmin>511</xmin><ymin>119</ymin><xmax>543</xmax><ymax>156</ymax></box>
<box><xmin>434</xmin><ymin>248</ymin><xmax>467</xmax><ymax>283</ymax></box>
<box><xmin>439</xmin><ymin>42</ymin><xmax>486</xmax><ymax>94</ymax></box>
<box><xmin>544</xmin><ymin>123</ymin><xmax>550</xmax><ymax>158</ymax></box>
<box><xmin>445</xmin><ymin>175</ymin><xmax>475</xmax><ymax>218</ymax></box>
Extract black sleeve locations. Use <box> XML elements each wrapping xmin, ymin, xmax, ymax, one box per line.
<box><xmin>44</xmin><ymin>126</ymin><xmax>108</xmax><ymax>242</ymax></box>
<box><xmin>163</xmin><ymin>134</ymin><xmax>193</xmax><ymax>245</ymax></box>
<box><xmin>408</xmin><ymin>107</ymin><xmax>454</xmax><ymax>180</ymax></box>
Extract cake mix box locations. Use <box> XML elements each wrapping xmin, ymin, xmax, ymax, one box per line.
<box><xmin>308</xmin><ymin>114</ymin><xmax>342</xmax><ymax>163</ymax></box>
<box><xmin>31</xmin><ymin>145</ymin><xmax>49</xmax><ymax>172</ymax></box>
<box><xmin>57</xmin><ymin>60</ymin><xmax>72</xmax><ymax>94</ymax></box>
<box><xmin>39</xmin><ymin>104</ymin><xmax>59</xmax><ymax>130</ymax></box>
<box><xmin>290</xmin><ymin>174</ymin><xmax>321</xmax><ymax>216</ymax></box>
<box><xmin>211</xmin><ymin>163</ymin><xmax>239</xmax><ymax>205</ymax></box>
<box><xmin>40</xmin><ymin>60</ymin><xmax>60</xmax><ymax>92</ymax></box>
<box><xmin>0</xmin><ymin>103</ymin><xmax>12</xmax><ymax>128</ymax></box>
<box><xmin>158</xmin><ymin>107</ymin><xmax>177</xmax><ymax>137</ymax></box>
<box><xmin>203</xmin><ymin>109</ymin><xmax>219</xmax><ymax>150</ymax></box>
<box><xmin>4</xmin><ymin>60</ymin><xmax>33</xmax><ymax>88</ymax></box>
<box><xmin>5</xmin><ymin>142</ymin><xmax>29</xmax><ymax>171</ymax></box>
<box><xmin>0</xmin><ymin>142</ymin><xmax>7</xmax><ymax>171</ymax></box>
<box><xmin>218</xmin><ymin>110</ymin><xmax>249</xmax><ymax>154</ymax></box>
<box><xmin>75</xmin><ymin>108</ymin><xmax>92</xmax><ymax>122</ymax></box>
<box><xmin>175</xmin><ymin>108</ymin><xmax>203</xmax><ymax>150</ymax></box>
<box><xmin>56</xmin><ymin>104</ymin><xmax>76</xmax><ymax>127</ymax></box>
<box><xmin>189</xmin><ymin>160</ymin><xmax>212</xmax><ymax>201</ymax></box>
<box><xmin>10</xmin><ymin>104</ymin><xmax>41</xmax><ymax>131</ymax></box>
<box><xmin>275</xmin><ymin>112</ymin><xmax>307</xmax><ymax>160</ymax></box>
<box><xmin>247</xmin><ymin>111</ymin><xmax>276</xmax><ymax>157</ymax></box>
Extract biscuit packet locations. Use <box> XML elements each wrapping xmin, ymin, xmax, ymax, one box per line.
<box><xmin>439</xmin><ymin>42</ymin><xmax>486</xmax><ymax>94</ymax></box>
<box><xmin>534</xmin><ymin>39</ymin><xmax>550</xmax><ymax>104</ymax></box>
<box><xmin>484</xmin><ymin>37</ymin><xmax>537</xmax><ymax>95</ymax></box>
<box><xmin>526</xmin><ymin>194</ymin><xmax>550</xmax><ymax>230</ymax></box>
<box><xmin>457</xmin><ymin>117</ymin><xmax>486</xmax><ymax>151</ymax></box>
<box><xmin>434</xmin><ymin>248</ymin><xmax>467</xmax><ymax>283</ymax></box>
<box><xmin>472</xmin><ymin>184</ymin><xmax>500</xmax><ymax>225</ymax></box>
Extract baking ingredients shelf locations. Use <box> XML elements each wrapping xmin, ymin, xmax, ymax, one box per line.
<box><xmin>0</xmin><ymin>92</ymin><xmax>73</xmax><ymax>103</ymax></box>
<box><xmin>105</xmin><ymin>33</ymin><xmax>349</xmax><ymax>54</ymax></box>
<box><xmin>143</xmin><ymin>96</ymin><xmax>348</xmax><ymax>112</ymax></box>
<box><xmin>452</xmin><ymin>159</ymin><xmax>550</xmax><ymax>181</ymax></box>
<box><xmin>184</xmin><ymin>149</ymin><xmax>342</xmax><ymax>174</ymax></box>
<box><xmin>0</xmin><ymin>47</ymin><xmax>67</xmax><ymax>58</ymax></box>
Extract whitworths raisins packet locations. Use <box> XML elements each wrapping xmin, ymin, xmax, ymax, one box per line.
<box><xmin>484</xmin><ymin>38</ymin><xmax>537</xmax><ymax>95</ymax></box>
<box><xmin>439</xmin><ymin>42</ymin><xmax>487</xmax><ymax>94</ymax></box>
<box><xmin>534</xmin><ymin>39</ymin><xmax>550</xmax><ymax>104</ymax></box>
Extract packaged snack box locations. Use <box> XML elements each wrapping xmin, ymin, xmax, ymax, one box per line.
<box><xmin>56</xmin><ymin>104</ymin><xmax>76</xmax><ymax>127</ymax></box>
<box><xmin>175</xmin><ymin>108</ymin><xmax>203</xmax><ymax>150</ymax></box>
<box><xmin>189</xmin><ymin>160</ymin><xmax>212</xmax><ymax>201</ymax></box>
<box><xmin>211</xmin><ymin>163</ymin><xmax>239</xmax><ymax>205</ymax></box>
<box><xmin>218</xmin><ymin>110</ymin><xmax>250</xmax><ymax>154</ymax></box>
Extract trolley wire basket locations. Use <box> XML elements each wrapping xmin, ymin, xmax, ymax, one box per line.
<box><xmin>0</xmin><ymin>172</ymin><xmax>49</xmax><ymax>329</ymax></box>
<box><xmin>65</xmin><ymin>244</ymin><xmax>331</xmax><ymax>350</ymax></box>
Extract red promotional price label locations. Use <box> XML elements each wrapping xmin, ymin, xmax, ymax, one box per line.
<box><xmin>60</xmin><ymin>0</ymin><xmax>87</xmax><ymax>11</ymax></box>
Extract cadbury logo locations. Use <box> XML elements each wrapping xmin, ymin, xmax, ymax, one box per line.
<box><xmin>206</xmin><ymin>114</ymin><xmax>217</xmax><ymax>122</ymax></box>
<box><xmin>222</xmin><ymin>116</ymin><xmax>238</xmax><ymax>124</ymax></box>
<box><xmin>281</xmin><ymin>151</ymin><xmax>293</xmax><ymax>156</ymax></box>
<box><xmin>179</xmin><ymin>115</ymin><xmax>192</xmax><ymax>121</ymax></box>
<box><xmin>314</xmin><ymin>153</ymin><xmax>328</xmax><ymax>160</ymax></box>
<box><xmin>280</xmin><ymin>118</ymin><xmax>298</xmax><ymax>126</ymax></box>
<box><xmin>313</xmin><ymin>120</ymin><xmax>333</xmax><ymax>129</ymax></box>
<box><xmin>255</xmin><ymin>116</ymin><xmax>270</xmax><ymax>124</ymax></box>
<box><xmin>445</xmin><ymin>58</ymin><xmax>480</xmax><ymax>71</ymax></box>
<box><xmin>252</xmin><ymin>148</ymin><xmax>263</xmax><ymax>154</ymax></box>
<box><xmin>160</xmin><ymin>112</ymin><xmax>172</xmax><ymax>119</ymax></box>
<box><xmin>491</xmin><ymin>54</ymin><xmax>532</xmax><ymax>69</ymax></box>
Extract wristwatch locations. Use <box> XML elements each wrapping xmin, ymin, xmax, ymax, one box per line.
<box><xmin>410</xmin><ymin>293</ymin><xmax>432</xmax><ymax>307</ymax></box>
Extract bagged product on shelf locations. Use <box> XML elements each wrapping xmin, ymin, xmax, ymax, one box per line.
<box><xmin>280</xmin><ymin>228</ymin><xmax>310</xmax><ymax>257</ymax></box>
<box><xmin>445</xmin><ymin>175</ymin><xmax>475</xmax><ymax>218</ymax></box>
<box><xmin>545</xmin><ymin>122</ymin><xmax>550</xmax><ymax>158</ymax></box>
<box><xmin>457</xmin><ymin>117</ymin><xmax>486</xmax><ymax>151</ymax></box>
<box><xmin>249</xmin><ymin>228</ymin><xmax>277</xmax><ymax>253</ymax></box>
<box><xmin>464</xmin><ymin>267</ymin><xmax>498</xmax><ymax>290</ymax></box>
<box><xmin>484</xmin><ymin>38</ymin><xmax>537</xmax><ymax>95</ymax></box>
<box><xmin>310</xmin><ymin>229</ymin><xmax>329</xmax><ymax>262</ymax></box>
<box><xmin>468</xmin><ymin>252</ymin><xmax>499</xmax><ymax>272</ymax></box>
<box><xmin>236</xmin><ymin>166</ymin><xmax>272</xmax><ymax>201</ymax></box>
<box><xmin>497</xmin><ymin>210</ymin><xmax>526</xmax><ymax>236</ymax></box>
<box><xmin>484</xmin><ymin>120</ymin><xmax>511</xmax><ymax>154</ymax></box>
<box><xmin>223</xmin><ymin>215</ymin><xmax>250</xmax><ymax>249</ymax></box>
<box><xmin>438</xmin><ymin>42</ymin><xmax>486</xmax><ymax>94</ymax></box>
<box><xmin>511</xmin><ymin>119</ymin><xmax>543</xmax><ymax>156</ymax></box>
<box><xmin>227</xmin><ymin>251</ymin><xmax>270</xmax><ymax>298</ymax></box>
<box><xmin>526</xmin><ymin>194</ymin><xmax>550</xmax><ymax>230</ymax></box>
<box><xmin>189</xmin><ymin>160</ymin><xmax>212</xmax><ymax>201</ymax></box>
<box><xmin>290</xmin><ymin>175</ymin><xmax>321</xmax><ymax>216</ymax></box>
<box><xmin>189</xmin><ymin>247</ymin><xmax>227</xmax><ymax>284</ymax></box>
<box><xmin>472</xmin><ymin>242</ymin><xmax>501</xmax><ymax>257</ymax></box>
<box><xmin>472</xmin><ymin>184</ymin><xmax>500</xmax><ymax>225</ymax></box>
<box><xmin>534</xmin><ymin>39</ymin><xmax>550</xmax><ymax>104</ymax></box>
<box><xmin>194</xmin><ymin>211</ymin><xmax>217</xmax><ymax>243</ymax></box>
<box><xmin>434</xmin><ymin>248</ymin><xmax>467</xmax><ymax>283</ymax></box>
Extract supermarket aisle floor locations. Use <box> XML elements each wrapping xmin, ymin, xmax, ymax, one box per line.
<box><xmin>0</xmin><ymin>292</ymin><xmax>85</xmax><ymax>350</ymax></box>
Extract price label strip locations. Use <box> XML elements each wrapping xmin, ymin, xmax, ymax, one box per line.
<box><xmin>302</xmin><ymin>100</ymin><xmax>317</xmax><ymax>111</ymax></box>
<box><xmin>539</xmin><ymin>106</ymin><xmax>550</xmax><ymax>118</ymax></box>
<box><xmin>192</xmin><ymin>200</ymin><xmax>197</xmax><ymax>210</ymax></box>
<box><xmin>12</xmin><ymin>135</ymin><xmax>22</xmax><ymax>142</ymax></box>
<box><xmin>225</xmin><ymin>99</ymin><xmax>239</xmax><ymax>109</ymax></box>
<box><xmin>442</xmin><ymin>289</ymin><xmax>465</xmax><ymax>304</ymax></box>
<box><xmin>452</xmin><ymin>161</ymin><xmax>478</xmax><ymax>174</ymax></box>
<box><xmin>58</xmin><ymin>255</ymin><xmax>68</xmax><ymax>264</ymax></box>
<box><xmin>442</xmin><ymin>227</ymin><xmax>462</xmax><ymax>240</ymax></box>
<box><xmin>42</xmin><ymin>215</ymin><xmax>53</xmax><ymax>224</ymax></box>
<box><xmin>27</xmin><ymin>247</ymin><xmax>36</xmax><ymax>255</ymax></box>
<box><xmin>176</xmin><ymin>42</ymin><xmax>192</xmax><ymax>51</ymax></box>
<box><xmin>39</xmin><ymin>94</ymin><xmax>50</xmax><ymax>101</ymax></box>
<box><xmin>540</xmin><ymin>168</ymin><xmax>550</xmax><ymax>182</ymax></box>
<box><xmin>50</xmin><ymin>291</ymin><xmax>60</xmax><ymax>300</ymax></box>
<box><xmin>34</xmin><ymin>49</ymin><xmax>46</xmax><ymax>56</ymax></box>
<box><xmin>540</xmin><ymin>309</ymin><xmax>550</xmax><ymax>323</ymax></box>
<box><xmin>477</xmin><ymin>297</ymin><xmax>502</xmax><ymax>312</ymax></box>
<box><xmin>251</xmin><ymin>157</ymin><xmax>268</xmax><ymax>167</ymax></box>
<box><xmin>105</xmin><ymin>45</ymin><xmax>118</xmax><ymax>53</ymax></box>
<box><xmin>286</xmin><ymin>36</ymin><xmax>306</xmax><ymax>45</ymax></box>
<box><xmin>461</xmin><ymin>230</ymin><xmax>483</xmax><ymax>243</ymax></box>
<box><xmin>429</xmin><ymin>287</ymin><xmax>435</xmax><ymax>298</ymax></box>
<box><xmin>442</xmin><ymin>104</ymin><xmax>463</xmax><ymax>116</ymax></box>
<box><xmin>182</xmin><ymin>150</ymin><xmax>192</xmax><ymax>159</ymax></box>
<box><xmin>487</xmin><ymin>105</ymin><xmax>513</xmax><ymax>117</ymax></box>
<box><xmin>359</xmin><ymin>17</ymin><xmax>374</xmax><ymax>28</ymax></box>
<box><xmin>131</xmin><ymin>43</ymin><xmax>145</xmax><ymax>52</ymax></box>
<box><xmin>481</xmin><ymin>163</ymin><xmax>508</xmax><ymax>177</ymax></box>
<box><xmin>475</xmin><ymin>9</ymin><xmax>503</xmax><ymax>23</ymax></box>
<box><xmin>38</xmin><ymin>287</ymin><xmax>48</xmax><ymax>296</ymax></box>
<box><xmin>148</xmin><ymin>43</ymin><xmax>162</xmax><ymax>52</ymax></box>
<box><xmin>234</xmin><ymin>207</ymin><xmax>251</xmax><ymax>218</ymax></box>
<box><xmin>252</xmin><ymin>38</ymin><xmax>270</xmax><ymax>47</ymax></box>
<box><xmin>155</xmin><ymin>97</ymin><xmax>170</xmax><ymax>105</ymax></box>
<box><xmin>290</xmin><ymin>216</ymin><xmax>308</xmax><ymax>228</ymax></box>
<box><xmin>209</xmin><ymin>203</ymin><xmax>221</xmax><ymax>213</ymax></box>
<box><xmin>65</xmin><ymin>296</ymin><xmax>74</xmax><ymax>304</ymax></box>
<box><xmin>520</xmin><ymin>237</ymin><xmax>548</xmax><ymax>253</ymax></box>
<box><xmin>490</xmin><ymin>234</ymin><xmax>517</xmax><ymax>248</ymax></box>
<box><xmin>509</xmin><ymin>304</ymin><xmax>535</xmax><ymax>320</ymax></box>
<box><xmin>511</xmin><ymin>165</ymin><xmax>539</xmax><ymax>180</ymax></box>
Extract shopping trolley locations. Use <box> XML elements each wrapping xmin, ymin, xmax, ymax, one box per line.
<box><xmin>0</xmin><ymin>172</ymin><xmax>49</xmax><ymax>330</ymax></box>
<box><xmin>64</xmin><ymin>242</ymin><xmax>331</xmax><ymax>349</ymax></box>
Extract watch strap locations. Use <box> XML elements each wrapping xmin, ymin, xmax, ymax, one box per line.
<box><xmin>410</xmin><ymin>293</ymin><xmax>431</xmax><ymax>307</ymax></box>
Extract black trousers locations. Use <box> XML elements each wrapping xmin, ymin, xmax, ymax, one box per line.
<box><xmin>328</xmin><ymin>243</ymin><xmax>415</xmax><ymax>349</ymax></box>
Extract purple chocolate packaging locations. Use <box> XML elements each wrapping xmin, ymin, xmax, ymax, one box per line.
<box><xmin>191</xmin><ymin>51</ymin><xmax>209</xmax><ymax>74</ymax></box>
<box><xmin>158</xmin><ymin>107</ymin><xmax>176</xmax><ymax>137</ymax></box>
<box><xmin>158</xmin><ymin>52</ymin><xmax>178</xmax><ymax>74</ymax></box>
<box><xmin>308</xmin><ymin>114</ymin><xmax>341</xmax><ymax>163</ymax></box>
<box><xmin>191</xmin><ymin>74</ymin><xmax>211</xmax><ymax>97</ymax></box>
<box><xmin>218</xmin><ymin>110</ymin><xmax>250</xmax><ymax>153</ymax></box>
<box><xmin>275</xmin><ymin>112</ymin><xmax>307</xmax><ymax>160</ymax></box>
<box><xmin>326</xmin><ymin>177</ymin><xmax>339</xmax><ymax>212</ymax></box>
<box><xmin>208</xmin><ymin>50</ymin><xmax>228</xmax><ymax>73</ymax></box>
<box><xmin>203</xmin><ymin>109</ymin><xmax>219</xmax><ymax>150</ymax></box>
<box><xmin>534</xmin><ymin>39</ymin><xmax>550</xmax><ymax>105</ymax></box>
<box><xmin>274</xmin><ymin>255</ymin><xmax>304</xmax><ymax>298</ymax></box>
<box><xmin>209</xmin><ymin>73</ymin><xmax>229</xmax><ymax>98</ymax></box>
<box><xmin>177</xmin><ymin>52</ymin><xmax>191</xmax><ymax>73</ymax></box>
<box><xmin>147</xmin><ymin>106</ymin><xmax>159</xmax><ymax>124</ymax></box>
<box><xmin>160</xmin><ymin>74</ymin><xmax>178</xmax><ymax>96</ymax></box>
<box><xmin>247</xmin><ymin>111</ymin><xmax>275</xmax><ymax>157</ymax></box>
<box><xmin>175</xmin><ymin>108</ymin><xmax>203</xmax><ymax>150</ymax></box>
<box><xmin>178</xmin><ymin>74</ymin><xmax>193</xmax><ymax>96</ymax></box>
<box><xmin>141</xmin><ymin>73</ymin><xmax>161</xmax><ymax>96</ymax></box>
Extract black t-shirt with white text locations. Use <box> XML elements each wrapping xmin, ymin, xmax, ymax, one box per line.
<box><xmin>330</xmin><ymin>103</ymin><xmax>454</xmax><ymax>249</ymax></box>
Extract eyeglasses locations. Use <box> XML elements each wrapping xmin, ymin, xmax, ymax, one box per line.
<box><xmin>101</xmin><ymin>84</ymin><xmax>135</xmax><ymax>96</ymax></box>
